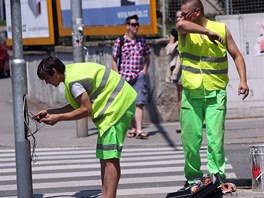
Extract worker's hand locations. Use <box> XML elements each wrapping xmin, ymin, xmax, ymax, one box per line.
<box><xmin>40</xmin><ymin>114</ymin><xmax>59</xmax><ymax>126</ymax></box>
<box><xmin>238</xmin><ymin>81</ymin><xmax>249</xmax><ymax>100</ymax></box>
<box><xmin>32</xmin><ymin>110</ymin><xmax>48</xmax><ymax>122</ymax></box>
<box><xmin>207</xmin><ymin>31</ymin><xmax>224</xmax><ymax>45</ymax></box>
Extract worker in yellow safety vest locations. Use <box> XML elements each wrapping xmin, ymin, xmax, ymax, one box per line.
<box><xmin>176</xmin><ymin>0</ymin><xmax>249</xmax><ymax>189</ymax></box>
<box><xmin>33</xmin><ymin>57</ymin><xmax>136</xmax><ymax>198</ymax></box>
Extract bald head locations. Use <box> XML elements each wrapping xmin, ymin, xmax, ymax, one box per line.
<box><xmin>183</xmin><ymin>0</ymin><xmax>204</xmax><ymax>16</ymax></box>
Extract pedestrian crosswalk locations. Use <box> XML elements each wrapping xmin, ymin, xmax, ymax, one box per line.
<box><xmin>0</xmin><ymin>146</ymin><xmax>237</xmax><ymax>198</ymax></box>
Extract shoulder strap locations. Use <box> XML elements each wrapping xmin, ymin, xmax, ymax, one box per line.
<box><xmin>118</xmin><ymin>36</ymin><xmax>124</xmax><ymax>70</ymax></box>
<box><xmin>119</xmin><ymin>35</ymin><xmax>124</xmax><ymax>49</ymax></box>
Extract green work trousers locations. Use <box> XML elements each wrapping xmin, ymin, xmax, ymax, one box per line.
<box><xmin>180</xmin><ymin>88</ymin><xmax>227</xmax><ymax>183</ymax></box>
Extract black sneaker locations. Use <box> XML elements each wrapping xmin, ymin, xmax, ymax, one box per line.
<box><xmin>178</xmin><ymin>181</ymin><xmax>191</xmax><ymax>191</ymax></box>
<box><xmin>212</xmin><ymin>172</ymin><xmax>223</xmax><ymax>184</ymax></box>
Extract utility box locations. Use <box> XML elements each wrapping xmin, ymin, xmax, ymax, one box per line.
<box><xmin>216</xmin><ymin>13</ymin><xmax>264</xmax><ymax>118</ymax></box>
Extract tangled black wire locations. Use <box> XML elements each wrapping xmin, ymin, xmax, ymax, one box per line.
<box><xmin>23</xmin><ymin>96</ymin><xmax>45</xmax><ymax>163</ymax></box>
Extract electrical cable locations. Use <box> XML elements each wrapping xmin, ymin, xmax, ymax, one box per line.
<box><xmin>23</xmin><ymin>96</ymin><xmax>45</xmax><ymax>163</ymax></box>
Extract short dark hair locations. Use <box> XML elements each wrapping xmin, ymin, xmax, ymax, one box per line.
<box><xmin>125</xmin><ymin>14</ymin><xmax>139</xmax><ymax>25</ymax></box>
<box><xmin>37</xmin><ymin>56</ymin><xmax>65</xmax><ymax>80</ymax></box>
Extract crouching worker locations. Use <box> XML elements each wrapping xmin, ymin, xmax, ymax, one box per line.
<box><xmin>33</xmin><ymin>56</ymin><xmax>136</xmax><ymax>198</ymax></box>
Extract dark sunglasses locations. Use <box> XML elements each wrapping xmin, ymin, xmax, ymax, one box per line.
<box><xmin>128</xmin><ymin>22</ymin><xmax>140</xmax><ymax>27</ymax></box>
<box><xmin>181</xmin><ymin>9</ymin><xmax>196</xmax><ymax>17</ymax></box>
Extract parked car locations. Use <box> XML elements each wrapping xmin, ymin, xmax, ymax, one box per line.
<box><xmin>0</xmin><ymin>34</ymin><xmax>10</xmax><ymax>78</ymax></box>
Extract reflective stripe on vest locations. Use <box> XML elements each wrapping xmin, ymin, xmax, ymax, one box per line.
<box><xmin>90</xmin><ymin>68</ymin><xmax>111</xmax><ymax>102</ymax></box>
<box><xmin>64</xmin><ymin>63</ymin><xmax>137</xmax><ymax>136</ymax></box>
<box><xmin>182</xmin><ymin>65</ymin><xmax>228</xmax><ymax>74</ymax></box>
<box><xmin>180</xmin><ymin>52</ymin><xmax>227</xmax><ymax>63</ymax></box>
<box><xmin>92</xmin><ymin>78</ymin><xmax>125</xmax><ymax>123</ymax></box>
<box><xmin>69</xmin><ymin>68</ymin><xmax>126</xmax><ymax>123</ymax></box>
<box><xmin>69</xmin><ymin>68</ymin><xmax>112</xmax><ymax>103</ymax></box>
<box><xmin>179</xmin><ymin>20</ymin><xmax>228</xmax><ymax>90</ymax></box>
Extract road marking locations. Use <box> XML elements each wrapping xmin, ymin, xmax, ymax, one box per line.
<box><xmin>0</xmin><ymin>146</ymin><xmax>237</xmax><ymax>197</ymax></box>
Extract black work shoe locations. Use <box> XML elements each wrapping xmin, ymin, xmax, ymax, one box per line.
<box><xmin>212</xmin><ymin>172</ymin><xmax>223</xmax><ymax>184</ymax></box>
<box><xmin>178</xmin><ymin>181</ymin><xmax>191</xmax><ymax>191</ymax></box>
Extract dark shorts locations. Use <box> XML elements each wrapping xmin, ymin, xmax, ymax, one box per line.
<box><xmin>128</xmin><ymin>72</ymin><xmax>148</xmax><ymax>106</ymax></box>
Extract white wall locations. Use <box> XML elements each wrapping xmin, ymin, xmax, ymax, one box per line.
<box><xmin>216</xmin><ymin>13</ymin><xmax>264</xmax><ymax>118</ymax></box>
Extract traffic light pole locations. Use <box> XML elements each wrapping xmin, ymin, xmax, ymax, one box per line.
<box><xmin>71</xmin><ymin>0</ymin><xmax>88</xmax><ymax>137</ymax></box>
<box><xmin>11</xmin><ymin>0</ymin><xmax>33</xmax><ymax>197</ymax></box>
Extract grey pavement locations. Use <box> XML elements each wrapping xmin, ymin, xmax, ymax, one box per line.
<box><xmin>1</xmin><ymin>77</ymin><xmax>264</xmax><ymax>197</ymax></box>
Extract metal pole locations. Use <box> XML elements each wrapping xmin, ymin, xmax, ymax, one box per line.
<box><xmin>11</xmin><ymin>0</ymin><xmax>33</xmax><ymax>197</ymax></box>
<box><xmin>0</xmin><ymin>0</ymin><xmax>3</xmax><ymax>20</ymax></box>
<box><xmin>161</xmin><ymin>0</ymin><xmax>166</xmax><ymax>37</ymax></box>
<box><xmin>225</xmin><ymin>0</ymin><xmax>230</xmax><ymax>15</ymax></box>
<box><xmin>71</xmin><ymin>0</ymin><xmax>88</xmax><ymax>137</ymax></box>
<box><xmin>230</xmin><ymin>0</ymin><xmax>233</xmax><ymax>15</ymax></box>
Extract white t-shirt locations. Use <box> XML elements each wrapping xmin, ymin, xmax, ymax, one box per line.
<box><xmin>71</xmin><ymin>82</ymin><xmax>85</xmax><ymax>99</ymax></box>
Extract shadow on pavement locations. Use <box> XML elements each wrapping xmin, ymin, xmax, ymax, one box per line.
<box><xmin>33</xmin><ymin>189</ymin><xmax>102</xmax><ymax>198</ymax></box>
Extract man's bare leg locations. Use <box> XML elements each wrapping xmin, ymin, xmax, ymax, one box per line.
<box><xmin>135</xmin><ymin>105</ymin><xmax>148</xmax><ymax>138</ymax></box>
<box><xmin>100</xmin><ymin>158</ymin><xmax>120</xmax><ymax>198</ymax></box>
<box><xmin>135</xmin><ymin>105</ymin><xmax>143</xmax><ymax>133</ymax></box>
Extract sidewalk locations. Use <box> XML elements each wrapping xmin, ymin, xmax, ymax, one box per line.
<box><xmin>3</xmin><ymin>112</ymin><xmax>264</xmax><ymax>148</ymax></box>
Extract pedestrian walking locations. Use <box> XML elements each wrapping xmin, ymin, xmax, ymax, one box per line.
<box><xmin>112</xmin><ymin>14</ymin><xmax>151</xmax><ymax>139</ymax></box>
<box><xmin>176</xmin><ymin>0</ymin><xmax>249</xmax><ymax>188</ymax></box>
<box><xmin>33</xmin><ymin>56</ymin><xmax>137</xmax><ymax>198</ymax></box>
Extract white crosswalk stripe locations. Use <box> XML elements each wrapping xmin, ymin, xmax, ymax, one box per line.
<box><xmin>0</xmin><ymin>146</ymin><xmax>237</xmax><ymax>198</ymax></box>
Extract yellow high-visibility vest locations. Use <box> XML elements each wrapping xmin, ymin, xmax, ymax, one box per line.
<box><xmin>64</xmin><ymin>62</ymin><xmax>137</xmax><ymax>136</ymax></box>
<box><xmin>179</xmin><ymin>20</ymin><xmax>228</xmax><ymax>90</ymax></box>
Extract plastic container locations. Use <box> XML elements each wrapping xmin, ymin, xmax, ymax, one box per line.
<box><xmin>249</xmin><ymin>145</ymin><xmax>264</xmax><ymax>191</ymax></box>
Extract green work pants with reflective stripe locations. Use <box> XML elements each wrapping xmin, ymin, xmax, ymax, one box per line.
<box><xmin>180</xmin><ymin>88</ymin><xmax>227</xmax><ymax>183</ymax></box>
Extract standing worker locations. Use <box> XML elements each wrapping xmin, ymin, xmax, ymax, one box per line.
<box><xmin>112</xmin><ymin>14</ymin><xmax>151</xmax><ymax>139</ymax></box>
<box><xmin>33</xmin><ymin>56</ymin><xmax>137</xmax><ymax>198</ymax></box>
<box><xmin>176</xmin><ymin>0</ymin><xmax>249</xmax><ymax>188</ymax></box>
